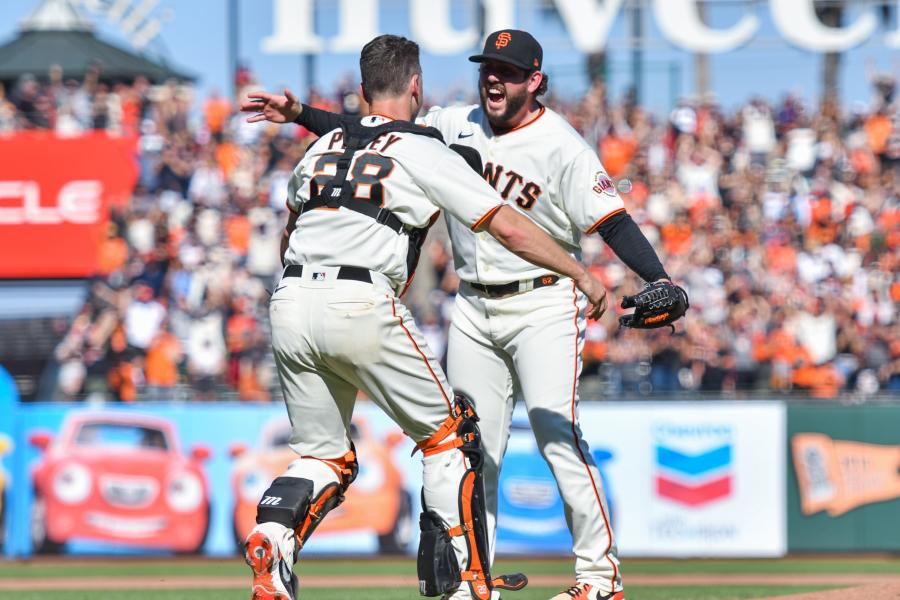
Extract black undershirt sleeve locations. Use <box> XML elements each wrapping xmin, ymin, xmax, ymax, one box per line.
<box><xmin>293</xmin><ymin>103</ymin><xmax>352</xmax><ymax>135</ymax></box>
<box><xmin>595</xmin><ymin>211</ymin><xmax>669</xmax><ymax>282</ymax></box>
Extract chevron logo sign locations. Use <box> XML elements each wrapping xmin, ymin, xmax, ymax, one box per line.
<box><xmin>655</xmin><ymin>441</ymin><xmax>733</xmax><ymax>507</ymax></box>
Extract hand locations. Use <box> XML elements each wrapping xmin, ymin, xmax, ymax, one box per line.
<box><xmin>619</xmin><ymin>279</ymin><xmax>689</xmax><ymax>330</ymax></box>
<box><xmin>575</xmin><ymin>270</ymin><xmax>608</xmax><ymax>320</ymax></box>
<box><xmin>240</xmin><ymin>88</ymin><xmax>301</xmax><ymax>123</ymax></box>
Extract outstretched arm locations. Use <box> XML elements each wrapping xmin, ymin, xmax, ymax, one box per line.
<box><xmin>293</xmin><ymin>103</ymin><xmax>349</xmax><ymax>136</ymax></box>
<box><xmin>240</xmin><ymin>89</ymin><xmax>302</xmax><ymax>123</ymax></box>
<box><xmin>240</xmin><ymin>88</ymin><xmax>349</xmax><ymax>136</ymax></box>
<box><xmin>595</xmin><ymin>211</ymin><xmax>669</xmax><ymax>282</ymax></box>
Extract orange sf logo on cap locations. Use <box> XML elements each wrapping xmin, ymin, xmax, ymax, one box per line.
<box><xmin>495</xmin><ymin>32</ymin><xmax>512</xmax><ymax>49</ymax></box>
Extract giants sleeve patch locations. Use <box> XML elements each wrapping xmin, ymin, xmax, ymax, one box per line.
<box><xmin>592</xmin><ymin>170</ymin><xmax>617</xmax><ymax>197</ymax></box>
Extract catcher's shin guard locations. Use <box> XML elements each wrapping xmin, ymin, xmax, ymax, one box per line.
<box><xmin>415</xmin><ymin>395</ymin><xmax>528</xmax><ymax>599</ymax></box>
<box><xmin>255</xmin><ymin>448</ymin><xmax>358</xmax><ymax>554</ymax></box>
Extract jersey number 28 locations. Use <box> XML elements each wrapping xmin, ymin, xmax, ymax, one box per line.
<box><xmin>310</xmin><ymin>152</ymin><xmax>394</xmax><ymax>206</ymax></box>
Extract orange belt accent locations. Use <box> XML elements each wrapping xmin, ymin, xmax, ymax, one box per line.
<box><xmin>420</xmin><ymin>432</ymin><xmax>477</xmax><ymax>457</ymax></box>
<box><xmin>447</xmin><ymin>520</ymin><xmax>473</xmax><ymax>537</ymax></box>
<box><xmin>413</xmin><ymin>403</ymin><xmax>476</xmax><ymax>456</ymax></box>
<box><xmin>414</xmin><ymin>413</ymin><xmax>458</xmax><ymax>455</ymax></box>
<box><xmin>300</xmin><ymin>449</ymin><xmax>357</xmax><ymax>485</ymax></box>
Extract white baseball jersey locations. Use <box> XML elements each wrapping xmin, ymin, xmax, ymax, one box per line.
<box><xmin>284</xmin><ymin>114</ymin><xmax>507</xmax><ymax>291</ymax></box>
<box><xmin>421</xmin><ymin>104</ymin><xmax>626</xmax><ymax>284</ymax></box>
<box><xmin>419</xmin><ymin>103</ymin><xmax>625</xmax><ymax>596</ymax></box>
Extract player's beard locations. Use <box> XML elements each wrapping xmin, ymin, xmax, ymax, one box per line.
<box><xmin>480</xmin><ymin>84</ymin><xmax>528</xmax><ymax>131</ymax></box>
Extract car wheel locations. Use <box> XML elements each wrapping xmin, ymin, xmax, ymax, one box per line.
<box><xmin>30</xmin><ymin>493</ymin><xmax>63</xmax><ymax>554</ymax></box>
<box><xmin>377</xmin><ymin>490</ymin><xmax>413</xmax><ymax>554</ymax></box>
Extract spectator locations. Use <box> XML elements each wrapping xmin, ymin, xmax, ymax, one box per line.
<box><xmin>124</xmin><ymin>283</ymin><xmax>166</xmax><ymax>352</ymax></box>
<box><xmin>19</xmin><ymin>64</ymin><xmax>895</xmax><ymax>401</ymax></box>
<box><xmin>144</xmin><ymin>320</ymin><xmax>183</xmax><ymax>399</ymax></box>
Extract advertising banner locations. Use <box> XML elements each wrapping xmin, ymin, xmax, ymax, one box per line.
<box><xmin>6</xmin><ymin>401</ymin><xmax>419</xmax><ymax>557</ymax></box>
<box><xmin>578</xmin><ymin>402</ymin><xmax>787</xmax><ymax>557</ymax></box>
<box><xmin>4</xmin><ymin>400</ymin><xmax>787</xmax><ymax>558</ymax></box>
<box><xmin>788</xmin><ymin>404</ymin><xmax>900</xmax><ymax>551</ymax></box>
<box><xmin>0</xmin><ymin>132</ymin><xmax>137</xmax><ymax>278</ymax></box>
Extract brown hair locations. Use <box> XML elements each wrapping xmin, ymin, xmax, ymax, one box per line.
<box><xmin>359</xmin><ymin>35</ymin><xmax>422</xmax><ymax>100</ymax></box>
<box><xmin>536</xmin><ymin>72</ymin><xmax>549</xmax><ymax>97</ymax></box>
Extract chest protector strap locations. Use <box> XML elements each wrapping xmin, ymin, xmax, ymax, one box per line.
<box><xmin>300</xmin><ymin>119</ymin><xmax>444</xmax><ymax>233</ymax></box>
<box><xmin>301</xmin><ymin>120</ymin><xmax>444</xmax><ymax>289</ymax></box>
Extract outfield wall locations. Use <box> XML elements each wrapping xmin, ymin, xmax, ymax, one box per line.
<box><xmin>1</xmin><ymin>398</ymin><xmax>897</xmax><ymax>559</ymax></box>
<box><xmin>787</xmin><ymin>404</ymin><xmax>900</xmax><ymax>552</ymax></box>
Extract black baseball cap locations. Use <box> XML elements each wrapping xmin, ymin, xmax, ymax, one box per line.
<box><xmin>468</xmin><ymin>30</ymin><xmax>543</xmax><ymax>72</ymax></box>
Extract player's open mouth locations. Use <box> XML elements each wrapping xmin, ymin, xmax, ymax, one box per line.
<box><xmin>487</xmin><ymin>86</ymin><xmax>505</xmax><ymax>109</ymax></box>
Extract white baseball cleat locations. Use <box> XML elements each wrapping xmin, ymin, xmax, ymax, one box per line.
<box><xmin>549</xmin><ymin>583</ymin><xmax>625</xmax><ymax>600</ymax></box>
<box><xmin>244</xmin><ymin>527</ymin><xmax>298</xmax><ymax>600</ymax></box>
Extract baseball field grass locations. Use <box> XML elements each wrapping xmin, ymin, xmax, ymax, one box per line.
<box><xmin>0</xmin><ymin>556</ymin><xmax>897</xmax><ymax>599</ymax></box>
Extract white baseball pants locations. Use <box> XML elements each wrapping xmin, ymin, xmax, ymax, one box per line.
<box><xmin>448</xmin><ymin>278</ymin><xmax>622</xmax><ymax>595</ymax></box>
<box><xmin>266</xmin><ymin>266</ymin><xmax>479</xmax><ymax>599</ymax></box>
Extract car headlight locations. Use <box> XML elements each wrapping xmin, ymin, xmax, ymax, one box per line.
<box><xmin>239</xmin><ymin>471</ymin><xmax>270</xmax><ymax>504</ymax></box>
<box><xmin>52</xmin><ymin>463</ymin><xmax>92</xmax><ymax>504</ymax></box>
<box><xmin>167</xmin><ymin>472</ymin><xmax>203</xmax><ymax>512</ymax></box>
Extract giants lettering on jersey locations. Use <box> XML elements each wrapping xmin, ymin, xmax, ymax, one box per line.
<box><xmin>482</xmin><ymin>162</ymin><xmax>542</xmax><ymax>210</ymax></box>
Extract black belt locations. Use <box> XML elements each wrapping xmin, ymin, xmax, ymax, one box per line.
<box><xmin>283</xmin><ymin>264</ymin><xmax>372</xmax><ymax>283</ymax></box>
<box><xmin>469</xmin><ymin>275</ymin><xmax>559</xmax><ymax>298</ymax></box>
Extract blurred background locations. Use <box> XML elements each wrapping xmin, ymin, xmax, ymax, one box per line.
<box><xmin>0</xmin><ymin>0</ymin><xmax>898</xmax><ymax>562</ymax></box>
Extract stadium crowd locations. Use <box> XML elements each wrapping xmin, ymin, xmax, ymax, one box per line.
<box><xmin>3</xmin><ymin>61</ymin><xmax>898</xmax><ymax>401</ymax></box>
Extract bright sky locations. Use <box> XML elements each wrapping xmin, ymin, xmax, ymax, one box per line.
<box><xmin>1</xmin><ymin>0</ymin><xmax>897</xmax><ymax>116</ymax></box>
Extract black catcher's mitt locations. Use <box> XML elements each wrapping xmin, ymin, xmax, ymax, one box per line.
<box><xmin>619</xmin><ymin>280</ymin><xmax>689</xmax><ymax>330</ymax></box>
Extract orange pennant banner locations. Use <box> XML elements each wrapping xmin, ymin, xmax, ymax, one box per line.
<box><xmin>792</xmin><ymin>433</ymin><xmax>900</xmax><ymax>517</ymax></box>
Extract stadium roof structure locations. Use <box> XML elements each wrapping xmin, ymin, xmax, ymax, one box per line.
<box><xmin>0</xmin><ymin>0</ymin><xmax>195</xmax><ymax>84</ymax></box>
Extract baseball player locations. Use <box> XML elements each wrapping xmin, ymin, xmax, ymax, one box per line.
<box><xmin>243</xmin><ymin>30</ymin><xmax>687</xmax><ymax>600</ymax></box>
<box><xmin>243</xmin><ymin>34</ymin><xmax>613</xmax><ymax>600</ymax></box>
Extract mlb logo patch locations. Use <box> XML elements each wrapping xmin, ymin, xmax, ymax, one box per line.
<box><xmin>312</xmin><ymin>272</ymin><xmax>327</xmax><ymax>281</ymax></box>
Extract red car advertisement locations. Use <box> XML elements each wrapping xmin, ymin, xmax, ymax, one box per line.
<box><xmin>29</xmin><ymin>412</ymin><xmax>211</xmax><ymax>554</ymax></box>
<box><xmin>0</xmin><ymin>132</ymin><xmax>137</xmax><ymax>278</ymax></box>
<box><xmin>229</xmin><ymin>417</ymin><xmax>413</xmax><ymax>554</ymax></box>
